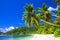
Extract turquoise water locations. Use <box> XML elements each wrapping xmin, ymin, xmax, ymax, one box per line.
<box><xmin>0</xmin><ymin>35</ymin><xmax>33</xmax><ymax>40</ymax></box>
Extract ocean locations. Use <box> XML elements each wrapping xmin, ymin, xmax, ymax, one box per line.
<box><xmin>0</xmin><ymin>35</ymin><xmax>33</xmax><ymax>40</ymax></box>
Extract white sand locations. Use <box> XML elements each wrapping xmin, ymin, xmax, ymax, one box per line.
<box><xmin>30</xmin><ymin>34</ymin><xmax>60</xmax><ymax>40</ymax></box>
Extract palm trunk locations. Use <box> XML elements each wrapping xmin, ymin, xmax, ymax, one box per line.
<box><xmin>33</xmin><ymin>17</ymin><xmax>40</xmax><ymax>27</ymax></box>
<box><xmin>41</xmin><ymin>19</ymin><xmax>60</xmax><ymax>27</ymax></box>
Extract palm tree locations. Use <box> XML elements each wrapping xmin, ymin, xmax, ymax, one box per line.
<box><xmin>40</xmin><ymin>4</ymin><xmax>52</xmax><ymax>27</ymax></box>
<box><xmin>40</xmin><ymin>4</ymin><xmax>52</xmax><ymax>22</ymax></box>
<box><xmin>23</xmin><ymin>4</ymin><xmax>40</xmax><ymax>28</ymax></box>
<box><xmin>22</xmin><ymin>4</ymin><xmax>60</xmax><ymax>28</ymax></box>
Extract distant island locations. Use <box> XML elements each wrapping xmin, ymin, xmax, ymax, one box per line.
<box><xmin>1</xmin><ymin>25</ymin><xmax>58</xmax><ymax>35</ymax></box>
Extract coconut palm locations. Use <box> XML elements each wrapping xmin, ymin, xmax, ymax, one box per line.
<box><xmin>40</xmin><ymin>4</ymin><xmax>53</xmax><ymax>28</ymax></box>
<box><xmin>23</xmin><ymin>4</ymin><xmax>40</xmax><ymax>28</ymax></box>
<box><xmin>37</xmin><ymin>4</ymin><xmax>53</xmax><ymax>33</ymax></box>
<box><xmin>40</xmin><ymin>4</ymin><xmax>52</xmax><ymax>22</ymax></box>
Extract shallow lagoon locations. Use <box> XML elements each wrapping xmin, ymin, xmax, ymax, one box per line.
<box><xmin>0</xmin><ymin>35</ymin><xmax>33</xmax><ymax>40</ymax></box>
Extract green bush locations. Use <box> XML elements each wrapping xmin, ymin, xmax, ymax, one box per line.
<box><xmin>47</xmin><ymin>26</ymin><xmax>55</xmax><ymax>34</ymax></box>
<box><xmin>54</xmin><ymin>29</ymin><xmax>60</xmax><ymax>37</ymax></box>
<box><xmin>38</xmin><ymin>26</ymin><xmax>48</xmax><ymax>34</ymax></box>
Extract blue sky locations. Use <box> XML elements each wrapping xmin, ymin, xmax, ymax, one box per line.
<box><xmin>0</xmin><ymin>0</ymin><xmax>57</xmax><ymax>32</ymax></box>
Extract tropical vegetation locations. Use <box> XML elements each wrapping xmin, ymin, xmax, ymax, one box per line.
<box><xmin>54</xmin><ymin>29</ymin><xmax>60</xmax><ymax>37</ymax></box>
<box><xmin>0</xmin><ymin>0</ymin><xmax>60</xmax><ymax>37</ymax></box>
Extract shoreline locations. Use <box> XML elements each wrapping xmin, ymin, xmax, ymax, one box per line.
<box><xmin>0</xmin><ymin>34</ymin><xmax>60</xmax><ymax>40</ymax></box>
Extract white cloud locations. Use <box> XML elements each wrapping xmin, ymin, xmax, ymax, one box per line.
<box><xmin>48</xmin><ymin>5</ymin><xmax>59</xmax><ymax>11</ymax></box>
<box><xmin>0</xmin><ymin>26</ymin><xmax>15</xmax><ymax>32</ymax></box>
<box><xmin>5</xmin><ymin>26</ymin><xmax>15</xmax><ymax>32</ymax></box>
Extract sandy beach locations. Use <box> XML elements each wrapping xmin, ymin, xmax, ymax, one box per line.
<box><xmin>31</xmin><ymin>34</ymin><xmax>60</xmax><ymax>40</ymax></box>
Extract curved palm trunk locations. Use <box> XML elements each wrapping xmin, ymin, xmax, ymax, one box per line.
<box><xmin>41</xmin><ymin>19</ymin><xmax>60</xmax><ymax>27</ymax></box>
<box><xmin>33</xmin><ymin>17</ymin><xmax>40</xmax><ymax>27</ymax></box>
